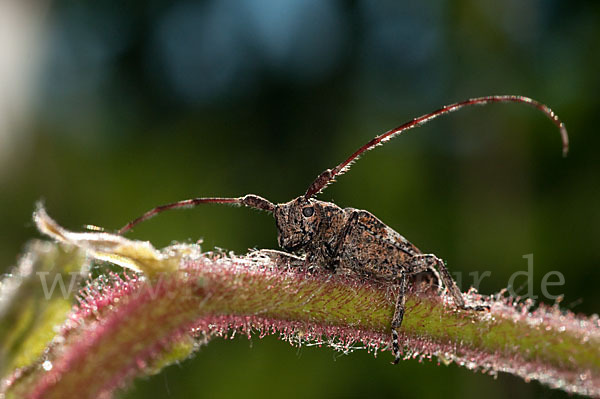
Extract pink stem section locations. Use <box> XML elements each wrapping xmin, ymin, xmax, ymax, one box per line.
<box><xmin>2</xmin><ymin>249</ymin><xmax>599</xmax><ymax>399</ymax></box>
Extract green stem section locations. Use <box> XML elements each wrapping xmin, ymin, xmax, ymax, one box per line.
<box><xmin>1</xmin><ymin>209</ymin><xmax>599</xmax><ymax>398</ymax></box>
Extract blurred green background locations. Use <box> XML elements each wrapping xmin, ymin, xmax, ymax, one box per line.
<box><xmin>1</xmin><ymin>1</ymin><xmax>599</xmax><ymax>398</ymax></box>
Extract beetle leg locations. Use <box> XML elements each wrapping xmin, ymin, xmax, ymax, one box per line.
<box><xmin>411</xmin><ymin>254</ymin><xmax>489</xmax><ymax>311</ymax></box>
<box><xmin>248</xmin><ymin>249</ymin><xmax>305</xmax><ymax>268</ymax></box>
<box><xmin>391</xmin><ymin>272</ymin><xmax>408</xmax><ymax>365</ymax></box>
<box><xmin>405</xmin><ymin>261</ymin><xmax>442</xmax><ymax>294</ymax></box>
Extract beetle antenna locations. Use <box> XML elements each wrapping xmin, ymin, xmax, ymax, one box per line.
<box><xmin>304</xmin><ymin>95</ymin><xmax>569</xmax><ymax>198</ymax></box>
<box><xmin>117</xmin><ymin>195</ymin><xmax>275</xmax><ymax>235</ymax></box>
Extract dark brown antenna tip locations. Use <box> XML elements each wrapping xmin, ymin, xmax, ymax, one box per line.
<box><xmin>560</xmin><ymin>123</ymin><xmax>569</xmax><ymax>157</ymax></box>
<box><xmin>304</xmin><ymin>95</ymin><xmax>570</xmax><ymax>198</ymax></box>
<box><xmin>118</xmin><ymin>195</ymin><xmax>275</xmax><ymax>235</ymax></box>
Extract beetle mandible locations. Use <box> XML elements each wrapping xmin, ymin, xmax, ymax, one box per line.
<box><xmin>118</xmin><ymin>95</ymin><xmax>569</xmax><ymax>364</ymax></box>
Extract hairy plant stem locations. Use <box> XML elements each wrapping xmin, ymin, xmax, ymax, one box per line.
<box><xmin>1</xmin><ymin>208</ymin><xmax>599</xmax><ymax>398</ymax></box>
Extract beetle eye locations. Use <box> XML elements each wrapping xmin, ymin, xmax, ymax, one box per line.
<box><xmin>302</xmin><ymin>206</ymin><xmax>314</xmax><ymax>217</ymax></box>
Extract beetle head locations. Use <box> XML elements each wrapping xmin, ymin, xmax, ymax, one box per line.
<box><xmin>274</xmin><ymin>196</ymin><xmax>322</xmax><ymax>253</ymax></box>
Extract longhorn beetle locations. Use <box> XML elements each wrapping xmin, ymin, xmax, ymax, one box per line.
<box><xmin>118</xmin><ymin>95</ymin><xmax>569</xmax><ymax>364</ymax></box>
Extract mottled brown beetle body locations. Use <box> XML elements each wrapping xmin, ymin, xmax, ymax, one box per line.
<box><xmin>118</xmin><ymin>96</ymin><xmax>569</xmax><ymax>364</ymax></box>
<box><xmin>276</xmin><ymin>197</ymin><xmax>421</xmax><ymax>279</ymax></box>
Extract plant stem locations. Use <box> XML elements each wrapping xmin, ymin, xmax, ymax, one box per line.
<box><xmin>1</xmin><ymin>209</ymin><xmax>599</xmax><ymax>398</ymax></box>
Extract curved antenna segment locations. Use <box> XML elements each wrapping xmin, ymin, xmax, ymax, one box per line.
<box><xmin>118</xmin><ymin>195</ymin><xmax>275</xmax><ymax>235</ymax></box>
<box><xmin>304</xmin><ymin>95</ymin><xmax>569</xmax><ymax>198</ymax></box>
